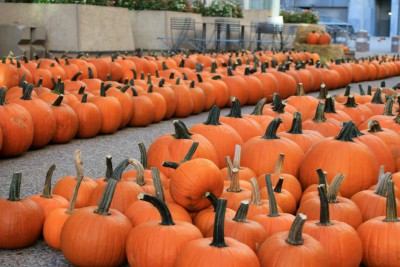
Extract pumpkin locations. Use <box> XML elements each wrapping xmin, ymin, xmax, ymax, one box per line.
<box><xmin>318</xmin><ymin>32</ymin><xmax>331</xmax><ymax>44</ymax></box>
<box><xmin>302</xmin><ymin>101</ymin><xmax>342</xmax><ymax>137</ymax></box>
<box><xmin>190</xmin><ymin>105</ymin><xmax>244</xmax><ymax>169</ymax></box>
<box><xmin>43</xmin><ymin>175</ymin><xmax>84</xmax><ymax>250</ymax></box>
<box><xmin>69</xmin><ymin>94</ymin><xmax>102</xmax><ymax>138</ymax></box>
<box><xmin>306</xmin><ymin>30</ymin><xmax>320</xmax><ymax>44</ymax></box>
<box><xmin>53</xmin><ymin>150</ymin><xmax>97</xmax><ymax>208</ymax></box>
<box><xmin>257</xmin><ymin>213</ymin><xmax>330</xmax><ymax>267</ymax></box>
<box><xmin>285</xmin><ymin>83</ymin><xmax>319</xmax><ymax>120</ymax></box>
<box><xmin>146</xmin><ymin>84</ymin><xmax>167</xmax><ymax>122</ymax></box>
<box><xmin>50</xmin><ymin>95</ymin><xmax>79</xmax><ymax>144</ymax></box>
<box><xmin>242</xmin><ymin>65</ymin><xmax>264</xmax><ymax>105</ymax></box>
<box><xmin>220</xmin><ymin>144</ymin><xmax>257</xmax><ymax>183</ymax></box>
<box><xmin>29</xmin><ymin>164</ymin><xmax>69</xmax><ymax>218</ymax></box>
<box><xmin>323</xmin><ymin>95</ymin><xmax>352</xmax><ymax>122</ymax></box>
<box><xmin>128</xmin><ymin>87</ymin><xmax>155</xmax><ymax>127</ymax></box>
<box><xmin>166</xmin><ymin>142</ymin><xmax>224</xmax><ymax>211</ymax></box>
<box><xmin>253</xmin><ymin>62</ymin><xmax>279</xmax><ymax>102</ymax></box>
<box><xmin>188</xmin><ymin>80</ymin><xmax>206</xmax><ymax>114</ymax></box>
<box><xmin>61</xmin><ymin>179</ymin><xmax>132</xmax><ymax>267</ymax></box>
<box><xmin>0</xmin><ymin>172</ymin><xmax>44</xmax><ymax>249</ymax></box>
<box><xmin>174</xmin><ymin>199</ymin><xmax>261</xmax><ymax>267</ymax></box>
<box><xmin>0</xmin><ymin>86</ymin><xmax>34</xmax><ymax>157</ymax></box>
<box><xmin>222</xmin><ymin>66</ymin><xmax>249</xmax><ymax>106</ymax></box>
<box><xmin>126</xmin><ymin>193</ymin><xmax>202</xmax><ymax>267</ymax></box>
<box><xmin>106</xmin><ymin>84</ymin><xmax>135</xmax><ymax>129</ymax></box>
<box><xmin>242</xmin><ymin>117</ymin><xmax>304</xmax><ymax>177</ymax></box>
<box><xmin>303</xmin><ymin>185</ymin><xmax>363</xmax><ymax>267</ymax></box>
<box><xmin>171</xmin><ymin>77</ymin><xmax>194</xmax><ymax>118</ymax></box>
<box><xmin>260</xmin><ymin>177</ymin><xmax>297</xmax><ymax>214</ymax></box>
<box><xmin>357</xmin><ymin>180</ymin><xmax>400</xmax><ymax>267</ymax></box>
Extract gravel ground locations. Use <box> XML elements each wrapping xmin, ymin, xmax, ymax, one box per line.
<box><xmin>0</xmin><ymin>76</ymin><xmax>399</xmax><ymax>266</ymax></box>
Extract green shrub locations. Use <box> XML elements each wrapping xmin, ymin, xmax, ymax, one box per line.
<box><xmin>280</xmin><ymin>10</ymin><xmax>319</xmax><ymax>24</ymax></box>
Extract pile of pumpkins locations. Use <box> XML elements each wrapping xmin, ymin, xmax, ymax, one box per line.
<box><xmin>1</xmin><ymin>51</ymin><xmax>400</xmax><ymax>158</ymax></box>
<box><xmin>1</xmin><ymin>79</ymin><xmax>400</xmax><ymax>266</ymax></box>
<box><xmin>306</xmin><ymin>30</ymin><xmax>331</xmax><ymax>45</ymax></box>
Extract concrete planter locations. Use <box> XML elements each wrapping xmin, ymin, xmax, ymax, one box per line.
<box><xmin>0</xmin><ymin>3</ymin><xmax>135</xmax><ymax>53</ymax></box>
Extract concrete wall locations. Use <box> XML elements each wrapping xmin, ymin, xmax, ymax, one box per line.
<box><xmin>0</xmin><ymin>4</ymin><xmax>135</xmax><ymax>52</ymax></box>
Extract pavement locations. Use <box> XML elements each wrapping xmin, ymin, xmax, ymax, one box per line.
<box><xmin>0</xmin><ymin>75</ymin><xmax>399</xmax><ymax>266</ymax></box>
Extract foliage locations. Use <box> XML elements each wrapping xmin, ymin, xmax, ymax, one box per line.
<box><xmin>280</xmin><ymin>10</ymin><xmax>319</xmax><ymax>24</ymax></box>
<box><xmin>191</xmin><ymin>0</ymin><xmax>243</xmax><ymax>18</ymax></box>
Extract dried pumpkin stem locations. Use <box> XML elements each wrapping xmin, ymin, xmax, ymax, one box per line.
<box><xmin>40</xmin><ymin>164</ymin><xmax>56</xmax><ymax>199</ymax></box>
<box><xmin>324</xmin><ymin>95</ymin><xmax>337</xmax><ymax>113</ymax></box>
<box><xmin>138</xmin><ymin>142</ymin><xmax>148</xmax><ymax>169</ymax></box>
<box><xmin>312</xmin><ymin>102</ymin><xmax>326</xmax><ymax>122</ymax></box>
<box><xmin>21</xmin><ymin>83</ymin><xmax>34</xmax><ymax>100</ymax></box>
<box><xmin>66</xmin><ymin>175</ymin><xmax>84</xmax><ymax>214</ymax></box>
<box><xmin>138</xmin><ymin>193</ymin><xmax>175</xmax><ymax>225</ymax></box>
<box><xmin>226</xmin><ymin>157</ymin><xmax>241</xmax><ymax>192</ymax></box>
<box><xmin>382</xmin><ymin>98</ymin><xmax>394</xmax><ymax>116</ymax></box>
<box><xmin>344</xmin><ymin>95</ymin><xmax>358</xmax><ymax>107</ymax></box>
<box><xmin>73</xmin><ymin>150</ymin><xmax>84</xmax><ymax>180</ymax></box>
<box><xmin>317</xmin><ymin>83</ymin><xmax>327</xmax><ymax>99</ymax></box>
<box><xmin>129</xmin><ymin>158</ymin><xmax>146</xmax><ymax>186</ymax></box>
<box><xmin>274</xmin><ymin>154</ymin><xmax>285</xmax><ymax>174</ymax></box>
<box><xmin>266</xmin><ymin>174</ymin><xmax>279</xmax><ymax>217</ymax></box>
<box><xmin>204</xmin><ymin>105</ymin><xmax>222</xmax><ymax>125</ymax></box>
<box><xmin>8</xmin><ymin>172</ymin><xmax>22</xmax><ymax>201</ymax></box>
<box><xmin>232</xmin><ymin>144</ymin><xmax>241</xmax><ymax>170</ymax></box>
<box><xmin>94</xmin><ymin>178</ymin><xmax>117</xmax><ymax>216</ymax></box>
<box><xmin>209</xmin><ymin>198</ymin><xmax>228</xmax><ymax>248</ymax></box>
<box><xmin>233</xmin><ymin>201</ymin><xmax>250</xmax><ymax>223</ymax></box>
<box><xmin>249</xmin><ymin>177</ymin><xmax>262</xmax><ymax>205</ymax></box>
<box><xmin>367</xmin><ymin>120</ymin><xmax>383</xmax><ymax>133</ymax></box>
<box><xmin>250</xmin><ymin>98</ymin><xmax>267</xmax><ymax>115</ymax></box>
<box><xmin>384</xmin><ymin>180</ymin><xmax>400</xmax><ymax>222</ymax></box>
<box><xmin>371</xmin><ymin>88</ymin><xmax>384</xmax><ymax>104</ymax></box>
<box><xmin>101</xmin><ymin>155</ymin><xmax>113</xmax><ymax>182</ymax></box>
<box><xmin>327</xmin><ymin>174</ymin><xmax>345</xmax><ymax>203</ymax></box>
<box><xmin>151</xmin><ymin>167</ymin><xmax>165</xmax><ymax>203</ymax></box>
<box><xmin>285</xmin><ymin>213</ymin><xmax>307</xmax><ymax>245</ymax></box>
<box><xmin>317</xmin><ymin>185</ymin><xmax>331</xmax><ymax>226</ymax></box>
<box><xmin>172</xmin><ymin>120</ymin><xmax>193</xmax><ymax>139</ymax></box>
<box><xmin>296</xmin><ymin>83</ymin><xmax>305</xmax><ymax>96</ymax></box>
<box><xmin>375</xmin><ymin>172</ymin><xmax>392</xmax><ymax>196</ymax></box>
<box><xmin>226</xmin><ymin>98</ymin><xmax>242</xmax><ymax>118</ymax></box>
<box><xmin>262</xmin><ymin>118</ymin><xmax>282</xmax><ymax>140</ymax></box>
<box><xmin>335</xmin><ymin>121</ymin><xmax>356</xmax><ymax>142</ymax></box>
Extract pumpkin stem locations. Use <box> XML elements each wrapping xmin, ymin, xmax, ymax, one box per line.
<box><xmin>394</xmin><ymin>112</ymin><xmax>400</xmax><ymax>124</ymax></box>
<box><xmin>8</xmin><ymin>172</ymin><xmax>22</xmax><ymax>201</ymax></box>
<box><xmin>262</xmin><ymin>118</ymin><xmax>282</xmax><ymax>140</ymax></box>
<box><xmin>226</xmin><ymin>156</ymin><xmax>241</xmax><ymax>193</ymax></box>
<box><xmin>172</xmin><ymin>120</ymin><xmax>193</xmax><ymax>139</ymax></box>
<box><xmin>287</xmin><ymin>112</ymin><xmax>303</xmax><ymax>134</ymax></box>
<box><xmin>94</xmin><ymin>178</ymin><xmax>118</xmax><ymax>216</ymax></box>
<box><xmin>368</xmin><ymin>120</ymin><xmax>383</xmax><ymax>133</ymax></box>
<box><xmin>138</xmin><ymin>143</ymin><xmax>148</xmax><ymax>169</ymax></box>
<box><xmin>151</xmin><ymin>167</ymin><xmax>165</xmax><ymax>203</ymax></box>
<box><xmin>78</xmin><ymin>85</ymin><xmax>86</xmax><ymax>95</ymax></box>
<box><xmin>371</xmin><ymin>88</ymin><xmax>384</xmax><ymax>104</ymax></box>
<box><xmin>71</xmin><ymin>71</ymin><xmax>82</xmax><ymax>81</ymax></box>
<box><xmin>40</xmin><ymin>164</ymin><xmax>56</xmax><ymax>199</ymax></box>
<box><xmin>375</xmin><ymin>172</ymin><xmax>392</xmax><ymax>196</ymax></box>
<box><xmin>128</xmin><ymin>158</ymin><xmax>146</xmax><ymax>186</ymax></box>
<box><xmin>88</xmin><ymin>67</ymin><xmax>95</xmax><ymax>79</ymax></box>
<box><xmin>317</xmin><ymin>83</ymin><xmax>327</xmax><ymax>99</ymax></box>
<box><xmin>110</xmin><ymin>158</ymin><xmax>130</xmax><ymax>181</ymax></box>
<box><xmin>316</xmin><ymin>168</ymin><xmax>328</xmax><ymax>190</ymax></box>
<box><xmin>344</xmin><ymin>94</ymin><xmax>358</xmax><ymax>107</ymax></box>
<box><xmin>73</xmin><ymin>150</ymin><xmax>84</xmax><ymax>180</ymax></box>
<box><xmin>384</xmin><ymin>180</ymin><xmax>400</xmax><ymax>222</ymax></box>
<box><xmin>285</xmin><ymin>213</ymin><xmax>307</xmax><ymax>245</ymax></box>
<box><xmin>0</xmin><ymin>86</ymin><xmax>6</xmax><ymax>106</ymax></box>
<box><xmin>266</xmin><ymin>174</ymin><xmax>280</xmax><ymax>217</ymax></box>
<box><xmin>138</xmin><ymin>193</ymin><xmax>175</xmax><ymax>225</ymax></box>
<box><xmin>344</xmin><ymin>85</ymin><xmax>352</xmax><ymax>96</ymax></box>
<box><xmin>273</xmin><ymin>178</ymin><xmax>284</xmax><ymax>193</ymax></box>
<box><xmin>81</xmin><ymin>94</ymin><xmax>88</xmax><ymax>103</ymax></box>
<box><xmin>205</xmin><ymin>191</ymin><xmax>219</xmax><ymax>211</ymax></box>
<box><xmin>66</xmin><ymin>175</ymin><xmax>84</xmax><ymax>215</ymax></box>
<box><xmin>196</xmin><ymin>73</ymin><xmax>204</xmax><ymax>83</ymax></box>
<box><xmin>335</xmin><ymin>121</ymin><xmax>356</xmax><ymax>142</ymax></box>
<box><xmin>317</xmin><ymin>185</ymin><xmax>332</xmax><ymax>226</ymax></box>
<box><xmin>324</xmin><ymin>95</ymin><xmax>337</xmax><ymax>113</ymax></box>
<box><xmin>233</xmin><ymin>201</ymin><xmax>250</xmax><ymax>222</ymax></box>
<box><xmin>312</xmin><ymin>102</ymin><xmax>326</xmax><ymax>122</ymax></box>
<box><xmin>250</xmin><ymin>98</ymin><xmax>267</xmax><ymax>115</ymax></box>
<box><xmin>162</xmin><ymin>142</ymin><xmax>199</xmax><ymax>169</ymax></box>
<box><xmin>296</xmin><ymin>83</ymin><xmax>305</xmax><ymax>96</ymax></box>
<box><xmin>52</xmin><ymin>94</ymin><xmax>64</xmax><ymax>106</ymax></box>
<box><xmin>382</xmin><ymin>98</ymin><xmax>394</xmax><ymax>116</ymax></box>
<box><xmin>358</xmin><ymin>84</ymin><xmax>366</xmax><ymax>95</ymax></box>
<box><xmin>162</xmin><ymin>161</ymin><xmax>180</xmax><ymax>169</ymax></box>
<box><xmin>209</xmin><ymin>198</ymin><xmax>228</xmax><ymax>248</ymax></box>
<box><xmin>226</xmin><ymin>98</ymin><xmax>242</xmax><ymax>118</ymax></box>
<box><xmin>203</xmin><ymin>105</ymin><xmax>222</xmax><ymax>125</ymax></box>
<box><xmin>101</xmin><ymin>155</ymin><xmax>113</xmax><ymax>182</ymax></box>
<box><xmin>274</xmin><ymin>153</ymin><xmax>285</xmax><ymax>174</ymax></box>
<box><xmin>21</xmin><ymin>83</ymin><xmax>34</xmax><ymax>100</ymax></box>
<box><xmin>249</xmin><ymin>177</ymin><xmax>262</xmax><ymax>205</ymax></box>
<box><xmin>327</xmin><ymin>173</ymin><xmax>345</xmax><ymax>203</ymax></box>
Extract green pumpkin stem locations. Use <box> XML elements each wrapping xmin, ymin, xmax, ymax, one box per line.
<box><xmin>327</xmin><ymin>173</ymin><xmax>345</xmax><ymax>203</ymax></box>
<box><xmin>196</xmin><ymin>73</ymin><xmax>204</xmax><ymax>83</ymax></box>
<box><xmin>81</xmin><ymin>93</ymin><xmax>88</xmax><ymax>103</ymax></box>
<box><xmin>317</xmin><ymin>185</ymin><xmax>331</xmax><ymax>226</ymax></box>
<box><xmin>52</xmin><ymin>94</ymin><xmax>64</xmax><ymax>106</ymax></box>
<box><xmin>266</xmin><ymin>174</ymin><xmax>280</xmax><ymax>217</ymax></box>
<box><xmin>344</xmin><ymin>95</ymin><xmax>358</xmax><ymax>108</ymax></box>
<box><xmin>40</xmin><ymin>164</ymin><xmax>56</xmax><ymax>199</ymax></box>
<box><xmin>233</xmin><ymin>201</ymin><xmax>249</xmax><ymax>222</ymax></box>
<box><xmin>324</xmin><ymin>95</ymin><xmax>337</xmax><ymax>113</ymax></box>
<box><xmin>21</xmin><ymin>84</ymin><xmax>34</xmax><ymax>100</ymax></box>
<box><xmin>312</xmin><ymin>102</ymin><xmax>327</xmax><ymax>122</ymax></box>
<box><xmin>287</xmin><ymin>112</ymin><xmax>303</xmax><ymax>134</ymax></box>
<box><xmin>204</xmin><ymin>105</ymin><xmax>222</xmax><ymax>125</ymax></box>
<box><xmin>162</xmin><ymin>142</ymin><xmax>199</xmax><ymax>169</ymax></box>
<box><xmin>147</xmin><ymin>84</ymin><xmax>154</xmax><ymax>93</ymax></box>
<box><xmin>249</xmin><ymin>178</ymin><xmax>263</xmax><ymax>205</ymax></box>
<box><xmin>138</xmin><ymin>143</ymin><xmax>148</xmax><ymax>169</ymax></box>
<box><xmin>368</xmin><ymin>120</ymin><xmax>383</xmax><ymax>133</ymax></box>
<box><xmin>273</xmin><ymin>178</ymin><xmax>284</xmax><ymax>193</ymax></box>
<box><xmin>335</xmin><ymin>121</ymin><xmax>356</xmax><ymax>142</ymax></box>
<box><xmin>205</xmin><ymin>191</ymin><xmax>219</xmax><ymax>211</ymax></box>
<box><xmin>162</xmin><ymin>161</ymin><xmax>180</xmax><ymax>169</ymax></box>
<box><xmin>138</xmin><ymin>193</ymin><xmax>175</xmax><ymax>225</ymax></box>
<box><xmin>371</xmin><ymin>88</ymin><xmax>384</xmax><ymax>104</ymax></box>
<box><xmin>384</xmin><ymin>180</ymin><xmax>400</xmax><ymax>222</ymax></box>
<box><xmin>394</xmin><ymin>112</ymin><xmax>400</xmax><ymax>124</ymax></box>
<box><xmin>66</xmin><ymin>175</ymin><xmax>84</xmax><ymax>214</ymax></box>
<box><xmin>296</xmin><ymin>83</ymin><xmax>305</xmax><ymax>96</ymax></box>
<box><xmin>227</xmin><ymin>67</ymin><xmax>234</xmax><ymax>76</ymax></box>
<box><xmin>172</xmin><ymin>120</ymin><xmax>193</xmax><ymax>139</ymax></box>
<box><xmin>285</xmin><ymin>213</ymin><xmax>307</xmax><ymax>245</ymax></box>
<box><xmin>358</xmin><ymin>84</ymin><xmax>366</xmax><ymax>95</ymax></box>
<box><xmin>94</xmin><ymin>178</ymin><xmax>118</xmax><ymax>216</ymax></box>
<box><xmin>151</xmin><ymin>167</ymin><xmax>165</xmax><ymax>202</ymax></box>
<box><xmin>344</xmin><ymin>85</ymin><xmax>352</xmax><ymax>96</ymax></box>
<box><xmin>226</xmin><ymin>98</ymin><xmax>242</xmax><ymax>118</ymax></box>
<box><xmin>250</xmin><ymin>98</ymin><xmax>267</xmax><ymax>115</ymax></box>
<box><xmin>71</xmin><ymin>72</ymin><xmax>82</xmax><ymax>81</ymax></box>
<box><xmin>8</xmin><ymin>172</ymin><xmax>22</xmax><ymax>201</ymax></box>
<box><xmin>209</xmin><ymin>198</ymin><xmax>228</xmax><ymax>248</ymax></box>
<box><xmin>262</xmin><ymin>118</ymin><xmax>282</xmax><ymax>139</ymax></box>
<box><xmin>78</xmin><ymin>85</ymin><xmax>86</xmax><ymax>95</ymax></box>
<box><xmin>316</xmin><ymin>168</ymin><xmax>328</xmax><ymax>190</ymax></box>
<box><xmin>317</xmin><ymin>83</ymin><xmax>327</xmax><ymax>99</ymax></box>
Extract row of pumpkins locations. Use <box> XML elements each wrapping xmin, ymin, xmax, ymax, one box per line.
<box><xmin>1</xmin><ymin>81</ymin><xmax>400</xmax><ymax>266</ymax></box>
<box><xmin>1</xmin><ymin>51</ymin><xmax>400</xmax><ymax>157</ymax></box>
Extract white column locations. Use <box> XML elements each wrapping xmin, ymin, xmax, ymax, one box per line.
<box><xmin>263</xmin><ymin>0</ymin><xmax>280</xmax><ymax>17</ymax></box>
<box><xmin>390</xmin><ymin>0</ymin><xmax>399</xmax><ymax>36</ymax></box>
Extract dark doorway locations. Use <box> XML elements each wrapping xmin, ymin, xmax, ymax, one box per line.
<box><xmin>375</xmin><ymin>0</ymin><xmax>391</xmax><ymax>36</ymax></box>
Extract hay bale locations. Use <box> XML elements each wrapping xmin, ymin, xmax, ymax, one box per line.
<box><xmin>294</xmin><ymin>42</ymin><xmax>345</xmax><ymax>61</ymax></box>
<box><xmin>295</xmin><ymin>24</ymin><xmax>326</xmax><ymax>44</ymax></box>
